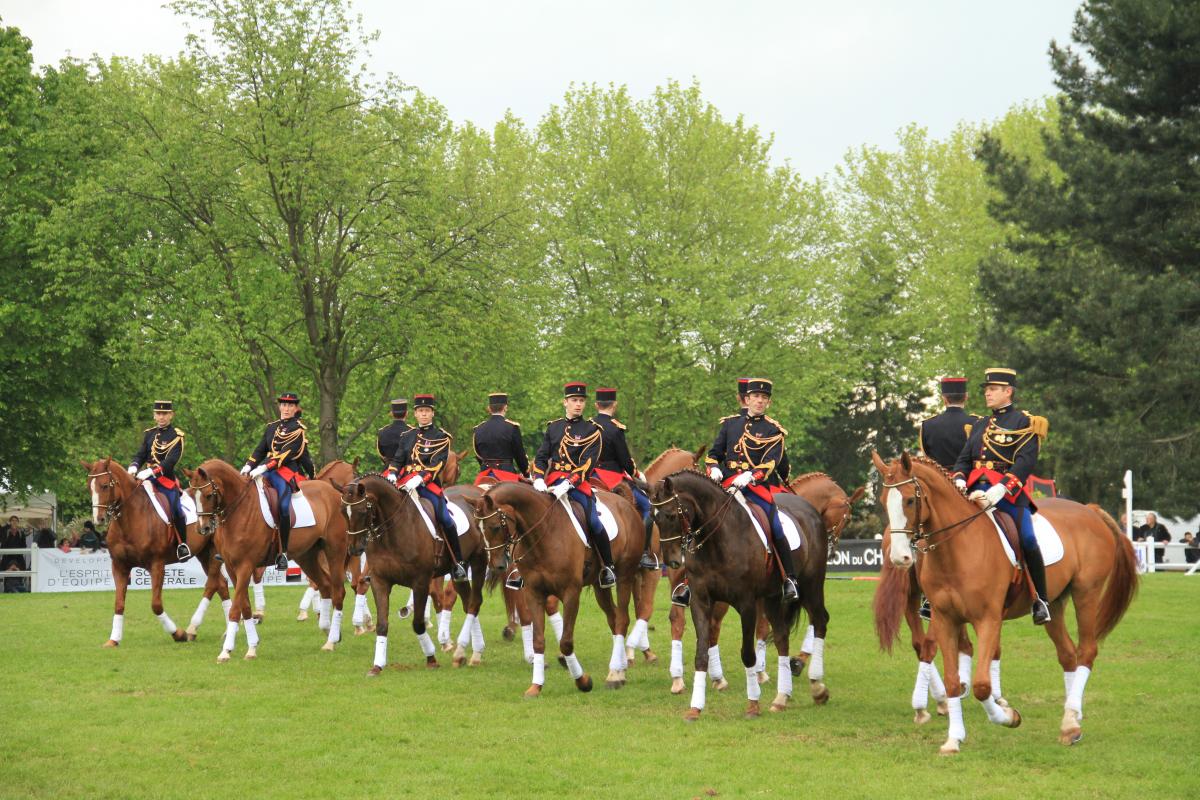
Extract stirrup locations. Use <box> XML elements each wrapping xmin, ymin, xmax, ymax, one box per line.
<box><xmin>451</xmin><ymin>562</ymin><xmax>468</xmax><ymax>582</ymax></box>
<box><xmin>598</xmin><ymin>565</ymin><xmax>617</xmax><ymax>588</ymax></box>
<box><xmin>918</xmin><ymin>598</ymin><xmax>931</xmax><ymax>621</ymax></box>
<box><xmin>275</xmin><ymin>552</ymin><xmax>289</xmax><ymax>572</ymax></box>
<box><xmin>504</xmin><ymin>569</ymin><xmax>524</xmax><ymax>591</ymax></box>
<box><xmin>781</xmin><ymin>577</ymin><xmax>799</xmax><ymax>603</ymax></box>
<box><xmin>1031</xmin><ymin>597</ymin><xmax>1051</xmax><ymax>626</ymax></box>
<box><xmin>638</xmin><ymin>551</ymin><xmax>660</xmax><ymax>570</ymax></box>
<box><xmin>670</xmin><ymin>583</ymin><xmax>690</xmax><ymax>608</ymax></box>
<box><xmin>176</xmin><ymin>543</ymin><xmax>192</xmax><ymax>562</ymax></box>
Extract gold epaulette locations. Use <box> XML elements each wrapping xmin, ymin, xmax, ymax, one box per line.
<box><xmin>1029</xmin><ymin>415</ymin><xmax>1048</xmax><ymax>440</ymax></box>
<box><xmin>611</xmin><ymin>419</ymin><xmax>626</xmax><ymax>430</ymax></box>
<box><xmin>144</xmin><ymin>426</ymin><xmax>156</xmax><ymax>433</ymax></box>
<box><xmin>297</xmin><ymin>421</ymin><xmax>307</xmax><ymax>430</ymax></box>
<box><xmin>719</xmin><ymin>413</ymin><xmax>739</xmax><ymax>422</ymax></box>
<box><xmin>764</xmin><ymin>416</ymin><xmax>789</xmax><ymax>436</ymax></box>
<box><xmin>546</xmin><ymin>417</ymin><xmax>564</xmax><ymax>427</ymax></box>
<box><xmin>505</xmin><ymin>418</ymin><xmax>521</xmax><ymax>427</ymax></box>
<box><xmin>175</xmin><ymin>428</ymin><xmax>186</xmax><ymax>437</ymax></box>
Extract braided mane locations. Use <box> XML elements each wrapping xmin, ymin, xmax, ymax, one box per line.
<box><xmin>645</xmin><ymin>447</ymin><xmax>694</xmax><ymax>474</ymax></box>
<box><xmin>908</xmin><ymin>456</ymin><xmax>968</xmax><ymax>497</ymax></box>
<box><xmin>789</xmin><ymin>471</ymin><xmax>831</xmax><ymax>486</ymax></box>
<box><xmin>663</xmin><ymin>468</ymin><xmax>725</xmax><ymax>492</ymax></box>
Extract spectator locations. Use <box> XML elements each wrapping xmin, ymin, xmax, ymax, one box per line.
<box><xmin>1136</xmin><ymin>512</ymin><xmax>1172</xmax><ymax>564</ymax></box>
<box><xmin>2</xmin><ymin>515</ymin><xmax>28</xmax><ymax>593</ymax></box>
<box><xmin>78</xmin><ymin>522</ymin><xmax>102</xmax><ymax>553</ymax></box>
<box><xmin>33</xmin><ymin>527</ymin><xmax>55</xmax><ymax>549</ymax></box>
<box><xmin>1183</xmin><ymin>532</ymin><xmax>1199</xmax><ymax>565</ymax></box>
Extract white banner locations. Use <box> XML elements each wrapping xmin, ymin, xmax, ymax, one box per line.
<box><xmin>32</xmin><ymin>547</ymin><xmax>297</xmax><ymax>593</ymax></box>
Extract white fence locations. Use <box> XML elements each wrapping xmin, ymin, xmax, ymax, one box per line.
<box><xmin>1133</xmin><ymin>541</ymin><xmax>1200</xmax><ymax>575</ymax></box>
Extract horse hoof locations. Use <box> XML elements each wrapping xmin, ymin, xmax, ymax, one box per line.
<box><xmin>790</xmin><ymin>654</ymin><xmax>808</xmax><ymax>676</ymax></box>
<box><xmin>441</xmin><ymin>641</ymin><xmax>455</xmax><ymax>653</ymax></box>
<box><xmin>185</xmin><ymin>632</ymin><xmax>197</xmax><ymax>642</ymax></box>
<box><xmin>605</xmin><ymin>674</ymin><xmax>622</xmax><ymax>690</ymax></box>
<box><xmin>397</xmin><ymin>607</ymin><xmax>412</xmax><ymax>620</ymax></box>
<box><xmin>425</xmin><ymin>657</ymin><xmax>439</xmax><ymax>669</ymax></box>
<box><xmin>296</xmin><ymin>611</ymin><xmax>308</xmax><ymax>622</ymax></box>
<box><xmin>769</xmin><ymin>693</ymin><xmax>789</xmax><ymax>712</ymax></box>
<box><xmin>1008</xmin><ymin>708</ymin><xmax>1022</xmax><ymax>729</ymax></box>
<box><xmin>745</xmin><ymin>700</ymin><xmax>760</xmax><ymax>719</ymax></box>
<box><xmin>217</xmin><ymin>650</ymin><xmax>231</xmax><ymax>663</ymax></box>
<box><xmin>576</xmin><ymin>674</ymin><xmax>594</xmax><ymax>692</ymax></box>
<box><xmin>365</xmin><ymin>619</ymin><xmax>375</xmax><ymax>632</ymax></box>
<box><xmin>354</xmin><ymin>626</ymin><xmax>367</xmax><ymax>636</ymax></box>
<box><xmin>453</xmin><ymin>656</ymin><xmax>466</xmax><ymax>668</ymax></box>
<box><xmin>172</xmin><ymin>629</ymin><xmax>188</xmax><ymax>642</ymax></box>
<box><xmin>468</xmin><ymin>652</ymin><xmax>482</xmax><ymax>667</ymax></box>
<box><xmin>643</xmin><ymin>650</ymin><xmax>658</xmax><ymax>665</ymax></box>
<box><xmin>185</xmin><ymin>625</ymin><xmax>198</xmax><ymax>637</ymax></box>
<box><xmin>523</xmin><ymin>685</ymin><xmax>542</xmax><ymax>699</ymax></box>
<box><xmin>366</xmin><ymin>665</ymin><xmax>383</xmax><ymax>677</ymax></box>
<box><xmin>670</xmin><ymin>677</ymin><xmax>686</xmax><ymax>695</ymax></box>
<box><xmin>757</xmin><ymin>670</ymin><xmax>770</xmax><ymax>685</ymax></box>
<box><xmin>244</xmin><ymin>647</ymin><xmax>257</xmax><ymax>660</ymax></box>
<box><xmin>1059</xmin><ymin>727</ymin><xmax>1082</xmax><ymax>746</ymax></box>
<box><xmin>684</xmin><ymin>707</ymin><xmax>702</xmax><ymax>722</ymax></box>
<box><xmin>914</xmin><ymin>709</ymin><xmax>932</xmax><ymax>725</ymax></box>
<box><xmin>502</xmin><ymin>626</ymin><xmax>515</xmax><ymax>641</ymax></box>
<box><xmin>936</xmin><ymin>699</ymin><xmax>949</xmax><ymax>716</ymax></box>
<box><xmin>557</xmin><ymin>654</ymin><xmax>568</xmax><ymax>669</ymax></box>
<box><xmin>252</xmin><ymin>613</ymin><xmax>264</xmax><ymax>623</ymax></box>
<box><xmin>712</xmin><ymin>677</ymin><xmax>729</xmax><ymax>692</ymax></box>
<box><xmin>939</xmin><ymin>738</ymin><xmax>961</xmax><ymax>756</ymax></box>
<box><xmin>811</xmin><ymin>686</ymin><xmax>830</xmax><ymax>705</ymax></box>
<box><xmin>321</xmin><ymin>641</ymin><xmax>335</xmax><ymax>652</ymax></box>
<box><xmin>102</xmin><ymin>639</ymin><xmax>119</xmax><ymax>648</ymax></box>
<box><xmin>626</xmin><ymin>647</ymin><xmax>635</xmax><ymax>663</ymax></box>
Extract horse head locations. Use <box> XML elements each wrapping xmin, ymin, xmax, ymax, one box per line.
<box><xmin>650</xmin><ymin>475</ymin><xmax>693</xmax><ymax>569</ymax></box>
<box><xmin>341</xmin><ymin>477</ymin><xmax>385</xmax><ymax>557</ymax></box>
<box><xmin>442</xmin><ymin>450</ymin><xmax>468</xmax><ymax>486</ymax></box>
<box><xmin>472</xmin><ymin>488</ymin><xmax>518</xmax><ymax>579</ymax></box>
<box><xmin>650</xmin><ymin>470</ymin><xmax>728</xmax><ymax>566</ymax></box>
<box><xmin>874</xmin><ymin>450</ymin><xmax>971</xmax><ymax>569</ymax></box>
<box><xmin>185</xmin><ymin>459</ymin><xmax>247</xmax><ymax>537</ymax></box>
<box><xmin>82</xmin><ymin>456</ymin><xmax>131</xmax><ymax>526</ymax></box>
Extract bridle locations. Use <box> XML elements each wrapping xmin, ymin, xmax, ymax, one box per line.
<box><xmin>650</xmin><ymin>488</ymin><xmax>738</xmax><ymax>554</ymax></box>
<box><xmin>88</xmin><ymin>468</ymin><xmax>123</xmax><ymax>521</ymax></box>
<box><xmin>189</xmin><ymin>478</ymin><xmax>221</xmax><ymax>536</ymax></box>
<box><xmin>881</xmin><ymin>472</ymin><xmax>990</xmax><ymax>554</ymax></box>
<box><xmin>341</xmin><ymin>492</ymin><xmax>382</xmax><ymax>541</ymax></box>
<box><xmin>472</xmin><ymin>496</ymin><xmax>561</xmax><ymax>567</ymax></box>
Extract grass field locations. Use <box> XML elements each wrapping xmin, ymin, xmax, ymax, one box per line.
<box><xmin>1</xmin><ymin>573</ymin><xmax>1196</xmax><ymax>800</ymax></box>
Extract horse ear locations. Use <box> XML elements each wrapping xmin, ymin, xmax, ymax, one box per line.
<box><xmin>355</xmin><ymin>483</ymin><xmax>365</xmax><ymax>499</ymax></box>
<box><xmin>693</xmin><ymin>444</ymin><xmax>707</xmax><ymax>464</ymax></box>
<box><xmin>661</xmin><ymin>476</ymin><xmax>673</xmax><ymax>498</ymax></box>
<box><xmin>182</xmin><ymin>468</ymin><xmax>194</xmax><ymax>480</ymax></box>
<box><xmin>79</xmin><ymin>459</ymin><xmax>92</xmax><ymax>470</ymax></box>
<box><xmin>456</xmin><ymin>449</ymin><xmax>469</xmax><ymax>461</ymax></box>
<box><xmin>330</xmin><ymin>480</ymin><xmax>343</xmax><ymax>493</ymax></box>
<box><xmin>849</xmin><ymin>485</ymin><xmax>867</xmax><ymax>506</ymax></box>
<box><xmin>351</xmin><ymin>456</ymin><xmax>360</xmax><ymax>470</ymax></box>
<box><xmin>870</xmin><ymin>450</ymin><xmax>888</xmax><ymax>474</ymax></box>
<box><xmin>900</xmin><ymin>451</ymin><xmax>913</xmax><ymax>473</ymax></box>
<box><xmin>197</xmin><ymin>466</ymin><xmax>208</xmax><ymax>481</ymax></box>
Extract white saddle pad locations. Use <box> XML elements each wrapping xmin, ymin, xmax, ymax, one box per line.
<box><xmin>447</xmin><ymin>501</ymin><xmax>470</xmax><ymax>535</ymax></box>
<box><xmin>734</xmin><ymin>492</ymin><xmax>802</xmax><ymax>552</ymax></box>
<box><xmin>143</xmin><ymin>481</ymin><xmax>198</xmax><ymax>525</ymax></box>
<box><xmin>561</xmin><ymin>494</ymin><xmax>620</xmax><ymax>548</ymax></box>
<box><xmin>255</xmin><ymin>478</ymin><xmax>317</xmax><ymax>529</ymax></box>
<box><xmin>407</xmin><ymin>492</ymin><xmax>470</xmax><ymax>540</ymax></box>
<box><xmin>989</xmin><ymin>510</ymin><xmax>1064</xmax><ymax>567</ymax></box>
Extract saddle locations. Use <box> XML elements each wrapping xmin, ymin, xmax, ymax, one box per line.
<box><xmin>991</xmin><ymin>510</ymin><xmax>1036</xmax><ymax>611</ymax></box>
<box><xmin>260</xmin><ymin>484</ymin><xmax>299</xmax><ymax>530</ymax></box>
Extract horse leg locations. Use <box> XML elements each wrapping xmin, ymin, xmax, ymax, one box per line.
<box><xmin>737</xmin><ymin>601</ymin><xmax>763</xmax><ymax>718</ymax></box>
<box><xmin>502</xmin><ymin>585</ymin><xmax>519</xmax><ymax>641</ymax></box>
<box><xmin>512</xmin><ymin>586</ymin><xmax>535</xmax><ymax>665</ymax></box>
<box><xmin>560</xmin><ymin>586</ymin><xmax>592</xmax><ymax>693</ymax></box>
<box><xmin>685</xmin><ymin>592</ymin><xmax>713</xmax><ymax>721</ymax></box>
<box><xmin>932</xmin><ymin>614</ymin><xmax>967</xmax><ymax>755</ymax></box>
<box><xmin>352</xmin><ymin>555</ymin><xmax>372</xmax><ymax>635</ymax></box>
<box><xmin>626</xmin><ymin>566</ymin><xmax>659</xmax><ymax>665</ymax></box>
<box><xmin>367</xmin><ymin>576</ymin><xmax>392</xmax><ymax>677</ymax></box>
<box><xmin>592</xmin><ymin>578</ymin><xmax>625</xmax><ymax>688</ymax></box>
<box><xmin>914</xmin><ymin>631</ymin><xmax>948</xmax><ymax>724</ymax></box>
<box><xmin>972</xmin><ymin>617</ymin><xmax>1020</xmax><ymax>729</ymax></box>
<box><xmin>803</xmin><ymin>585</ymin><xmax>831</xmax><ymax>706</ymax></box>
<box><xmin>767</xmin><ymin>601</ymin><xmax>793</xmax><ymax>712</ymax></box>
<box><xmin>411</xmin><ymin>581</ymin><xmax>438</xmax><ymax>669</ymax></box>
<box><xmin>251</xmin><ymin>566</ymin><xmax>266</xmax><ymax>622</ymax></box>
<box><xmin>298</xmin><ymin>580</ymin><xmax>318</xmax><ymax>621</ymax></box>
<box><xmin>525</xmin><ymin>588</ymin><xmax>549</xmax><ymax>698</ymax></box>
<box><xmin>218</xmin><ymin>562</ymin><xmax>251</xmax><ymax>662</ymax></box>
<box><xmin>318</xmin><ymin>538</ymin><xmax>346</xmax><ymax>651</ymax></box>
<box><xmin>956</xmin><ymin>625</ymin><xmax>974</xmax><ymax>698</ymax></box>
<box><xmin>1059</xmin><ymin>589</ymin><xmax>1100</xmax><ymax>746</ymax></box>
<box><xmin>545</xmin><ymin>594</ymin><xmax>564</xmax><ymax>662</ymax></box>
<box><xmin>754</xmin><ymin>604</ymin><xmax>771</xmax><ymax>684</ymax></box>
<box><xmin>669</xmin><ymin>602</ymin><xmax>687</xmax><ymax>694</ymax></box>
<box><xmin>464</xmin><ymin>552</ymin><xmax>487</xmax><ymax>666</ymax></box>
<box><xmin>707</xmin><ymin>603</ymin><xmax>729</xmax><ymax>691</ymax></box>
<box><xmin>148</xmin><ymin>559</ymin><xmax>186</xmax><ymax>643</ymax></box>
<box><xmin>451</xmin><ymin>584</ymin><xmax>475</xmax><ymax>668</ymax></box>
<box><xmin>104</xmin><ymin>559</ymin><xmax>132</xmax><ymax>648</ymax></box>
<box><xmin>435</xmin><ymin>576</ymin><xmax>454</xmax><ymax>651</ymax></box>
<box><xmin>187</xmin><ymin>556</ymin><xmax>225</xmax><ymax>640</ymax></box>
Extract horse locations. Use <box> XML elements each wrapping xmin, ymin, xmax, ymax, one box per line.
<box><xmin>393</xmin><ymin>449</ymin><xmax>467</xmax><ymax>625</ymax></box>
<box><xmin>473</xmin><ymin>480</ymin><xmax>646</xmax><ymax>697</ymax></box>
<box><xmin>341</xmin><ymin>475</ymin><xmax>487</xmax><ymax>674</ymax></box>
<box><xmin>871</xmin><ymin>452</ymin><xmax>1138</xmax><ymax>753</ymax></box>
<box><xmin>187</xmin><ymin>458</ymin><xmax>349</xmax><ymax>661</ymax></box>
<box><xmin>81</xmin><ymin>457</ymin><xmax>218</xmax><ymax>647</ymax></box>
<box><xmin>650</xmin><ymin>470</ymin><xmax>822</xmax><ymax>720</ymax></box>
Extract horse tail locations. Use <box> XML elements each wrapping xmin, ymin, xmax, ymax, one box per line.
<box><xmin>1089</xmin><ymin>504</ymin><xmax>1138</xmax><ymax>640</ymax></box>
<box><xmin>872</xmin><ymin>544</ymin><xmax>909</xmax><ymax>654</ymax></box>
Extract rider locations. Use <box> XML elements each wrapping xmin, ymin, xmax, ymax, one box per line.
<box><xmin>915</xmin><ymin>377</ymin><xmax>983</xmax><ymax>618</ymax></box>
<box><xmin>471</xmin><ymin>392</ymin><xmax>530</xmax><ymax>486</ymax></box>
<box><xmin>376</xmin><ymin>398</ymin><xmax>413</xmax><ymax>468</ymax></box>
<box><xmin>241</xmin><ymin>392</ymin><xmax>315</xmax><ymax>571</ymax></box>
<box><xmin>952</xmin><ymin>368</ymin><xmax>1051</xmax><ymax>625</ymax></box>
<box><xmin>529</xmin><ymin>382</ymin><xmax>615</xmax><ymax>590</ymax></box>
<box><xmin>705</xmin><ymin>378</ymin><xmax>798</xmax><ymax>603</ymax></box>
<box><xmin>128</xmin><ymin>400</ymin><xmax>190</xmax><ymax>562</ymax></box>
<box><xmin>385</xmin><ymin>394</ymin><xmax>468</xmax><ymax>582</ymax></box>
<box><xmin>589</xmin><ymin>388</ymin><xmax>656</xmax><ymax>570</ymax></box>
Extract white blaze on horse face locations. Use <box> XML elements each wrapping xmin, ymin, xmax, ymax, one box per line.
<box><xmin>884</xmin><ymin>488</ymin><xmax>914</xmax><ymax>567</ymax></box>
<box><xmin>91</xmin><ymin>478</ymin><xmax>100</xmax><ymax>525</ymax></box>
<box><xmin>344</xmin><ymin>504</ymin><xmax>351</xmax><ymax>520</ymax></box>
<box><xmin>192</xmin><ymin>489</ymin><xmax>205</xmax><ymax>518</ymax></box>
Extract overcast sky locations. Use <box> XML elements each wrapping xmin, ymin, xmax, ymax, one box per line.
<box><xmin>2</xmin><ymin>0</ymin><xmax>1079</xmax><ymax>177</ymax></box>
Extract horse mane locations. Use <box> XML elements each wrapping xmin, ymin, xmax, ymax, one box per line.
<box><xmin>662</xmin><ymin>468</ymin><xmax>725</xmax><ymax>493</ymax></box>
<box><xmin>789</xmin><ymin>471</ymin><xmax>831</xmax><ymax>487</ymax></box>
<box><xmin>645</xmin><ymin>447</ymin><xmax>694</xmax><ymax>474</ymax></box>
<box><xmin>907</xmin><ymin>456</ymin><xmax>968</xmax><ymax>498</ymax></box>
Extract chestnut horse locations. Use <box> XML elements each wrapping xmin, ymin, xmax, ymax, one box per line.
<box><xmin>474</xmin><ymin>481</ymin><xmax>647</xmax><ymax>696</ymax></box>
<box><xmin>872</xmin><ymin>452</ymin><xmax>1137</xmax><ymax>753</ymax></box>
<box><xmin>82</xmin><ymin>457</ymin><xmax>215</xmax><ymax>647</ymax></box>
<box><xmin>341</xmin><ymin>475</ymin><xmax>487</xmax><ymax>674</ymax></box>
<box><xmin>187</xmin><ymin>458</ymin><xmax>349</xmax><ymax>661</ymax></box>
<box><xmin>651</xmin><ymin>470</ymin><xmax>823</xmax><ymax>719</ymax></box>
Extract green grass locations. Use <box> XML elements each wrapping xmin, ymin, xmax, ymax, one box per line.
<box><xmin>1</xmin><ymin>575</ymin><xmax>1197</xmax><ymax>800</ymax></box>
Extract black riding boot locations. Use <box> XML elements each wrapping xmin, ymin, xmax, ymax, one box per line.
<box><xmin>774</xmin><ymin>535</ymin><xmax>799</xmax><ymax>603</ymax></box>
<box><xmin>591</xmin><ymin>528</ymin><xmax>617</xmax><ymax>588</ymax></box>
<box><xmin>1023</xmin><ymin>545</ymin><xmax>1051</xmax><ymax>625</ymax></box>
<box><xmin>276</xmin><ymin>516</ymin><xmax>290</xmax><ymax>572</ymax></box>
<box><xmin>174</xmin><ymin>517</ymin><xmax>191</xmax><ymax>562</ymax></box>
<box><xmin>638</xmin><ymin>516</ymin><xmax>659</xmax><ymax>570</ymax></box>
<box><xmin>445</xmin><ymin>527</ymin><xmax>468</xmax><ymax>582</ymax></box>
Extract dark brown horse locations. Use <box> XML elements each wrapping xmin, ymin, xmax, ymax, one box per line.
<box><xmin>872</xmin><ymin>452</ymin><xmax>1137</xmax><ymax>753</ymax></box>
<box><xmin>82</xmin><ymin>457</ymin><xmax>216</xmax><ymax>647</ymax></box>
<box><xmin>651</xmin><ymin>470</ymin><xmax>822</xmax><ymax>720</ymax></box>
<box><xmin>188</xmin><ymin>458</ymin><xmax>348</xmax><ymax>661</ymax></box>
<box><xmin>474</xmin><ymin>480</ymin><xmax>648</xmax><ymax>696</ymax></box>
<box><xmin>341</xmin><ymin>475</ymin><xmax>487</xmax><ymax>674</ymax></box>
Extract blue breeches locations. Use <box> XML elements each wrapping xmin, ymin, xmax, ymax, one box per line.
<box><xmin>416</xmin><ymin>484</ymin><xmax>456</xmax><ymax>535</ymax></box>
<box><xmin>628</xmin><ymin>482</ymin><xmax>651</xmax><ymax>523</ymax></box>
<box><xmin>266</xmin><ymin>470</ymin><xmax>293</xmax><ymax>530</ymax></box>
<box><xmin>744</xmin><ymin>490</ymin><xmax>785</xmax><ymax>544</ymax></box>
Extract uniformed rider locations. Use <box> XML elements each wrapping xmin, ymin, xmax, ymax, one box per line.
<box><xmin>589</xmin><ymin>388</ymin><xmax>656</xmax><ymax>570</ymax></box>
<box><xmin>376</xmin><ymin>398</ymin><xmax>413</xmax><ymax>468</ymax></box>
<box><xmin>241</xmin><ymin>392</ymin><xmax>315</xmax><ymax>571</ymax></box>
<box><xmin>471</xmin><ymin>392</ymin><xmax>530</xmax><ymax>486</ymax></box>
<box><xmin>128</xmin><ymin>400</ymin><xmax>191</xmax><ymax>562</ymax></box>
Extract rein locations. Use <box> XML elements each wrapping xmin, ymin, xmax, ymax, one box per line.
<box><xmin>652</xmin><ymin>487</ymin><xmax>739</xmax><ymax>553</ymax></box>
<box><xmin>881</xmin><ymin>474</ymin><xmax>991</xmax><ymax>554</ymax></box>
<box><xmin>340</xmin><ymin>482</ymin><xmax>417</xmax><ymax>542</ymax></box>
<box><xmin>473</xmin><ymin>494</ymin><xmax>570</xmax><ymax>566</ymax></box>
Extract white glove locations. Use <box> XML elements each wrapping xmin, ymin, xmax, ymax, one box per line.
<box><xmin>249</xmin><ymin>464</ymin><xmax>268</xmax><ymax>479</ymax></box>
<box><xmin>708</xmin><ymin>467</ymin><xmax>722</xmax><ymax>482</ymax></box>
<box><xmin>240</xmin><ymin>464</ymin><xmax>252</xmax><ymax>476</ymax></box>
<box><xmin>385</xmin><ymin>471</ymin><xmax>398</xmax><ymax>485</ymax></box>
<box><xmin>551</xmin><ymin>482</ymin><xmax>571</xmax><ymax>499</ymax></box>
<box><xmin>969</xmin><ymin>489</ymin><xmax>988</xmax><ymax>507</ymax></box>
<box><xmin>126</xmin><ymin>464</ymin><xmax>137</xmax><ymax>475</ymax></box>
<box><xmin>635</xmin><ymin>470</ymin><xmax>646</xmax><ymax>483</ymax></box>
<box><xmin>954</xmin><ymin>478</ymin><xmax>967</xmax><ymax>493</ymax></box>
<box><xmin>984</xmin><ymin>483</ymin><xmax>1007</xmax><ymax>507</ymax></box>
<box><xmin>402</xmin><ymin>475</ymin><xmax>423</xmax><ymax>491</ymax></box>
<box><xmin>533</xmin><ymin>478</ymin><xmax>548</xmax><ymax>493</ymax></box>
<box><xmin>732</xmin><ymin>471</ymin><xmax>754</xmax><ymax>489</ymax></box>
<box><xmin>136</xmin><ymin>468</ymin><xmax>154</xmax><ymax>481</ymax></box>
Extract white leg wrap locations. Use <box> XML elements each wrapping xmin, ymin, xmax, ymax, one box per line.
<box><xmin>189</xmin><ymin>596</ymin><xmax>211</xmax><ymax>630</ymax></box>
<box><xmin>957</xmin><ymin>652</ymin><xmax>972</xmax><ymax>690</ymax></box>
<box><xmin>801</xmin><ymin>624</ymin><xmax>815</xmax><ymax>654</ymax></box>
<box><xmin>755</xmin><ymin>639</ymin><xmax>767</xmax><ymax>673</ymax></box>
<box><xmin>252</xmin><ymin>580</ymin><xmax>266</xmax><ymax>612</ymax></box>
<box><xmin>243</xmin><ymin>617</ymin><xmax>259</xmax><ymax>647</ymax></box>
<box><xmin>326</xmin><ymin>609</ymin><xmax>343</xmax><ymax>643</ymax></box>
<box><xmin>457</xmin><ymin>613</ymin><xmax>475</xmax><ymax>648</ymax></box>
<box><xmin>110</xmin><ymin>614</ymin><xmax>125</xmax><ymax>643</ymax></box>
<box><xmin>417</xmin><ymin>631</ymin><xmax>436</xmax><ymax>658</ymax></box>
<box><xmin>1064</xmin><ymin>670</ymin><xmax>1076</xmax><ymax>700</ymax></box>
<box><xmin>222</xmin><ymin>619</ymin><xmax>238</xmax><ymax>652</ymax></box>
<box><xmin>929</xmin><ymin>661</ymin><xmax>948</xmax><ymax>701</ymax></box>
<box><xmin>156</xmin><ymin>611</ymin><xmax>178</xmax><ymax>635</ymax></box>
<box><xmin>629</xmin><ymin>618</ymin><xmax>650</xmax><ymax>651</ymax></box>
<box><xmin>690</xmin><ymin>670</ymin><xmax>707</xmax><ymax>709</ymax></box>
<box><xmin>423</xmin><ymin>596</ymin><xmax>433</xmax><ymax>622</ymax></box>
<box><xmin>777</xmin><ymin>655</ymin><xmax>793</xmax><ymax>697</ymax></box>
<box><xmin>609</xmin><ymin>634</ymin><xmax>627</xmax><ymax>671</ymax></box>
<box><xmin>352</xmin><ymin>594</ymin><xmax>367</xmax><ymax>627</ymax></box>
<box><xmin>532</xmin><ymin>652</ymin><xmax>546</xmax><ymax>686</ymax></box>
<box><xmin>548</xmin><ymin>611</ymin><xmax>564</xmax><ymax>643</ymax></box>
<box><xmin>521</xmin><ymin>624</ymin><xmax>534</xmax><ymax>664</ymax></box>
<box><xmin>299</xmin><ymin>586</ymin><xmax>317</xmax><ymax>611</ymax></box>
<box><xmin>982</xmin><ymin>694</ymin><xmax>1009</xmax><ymax>724</ymax></box>
<box><xmin>670</xmin><ymin>639</ymin><xmax>684</xmax><ymax>678</ymax></box>
<box><xmin>470</xmin><ymin>615</ymin><xmax>485</xmax><ymax>652</ymax></box>
<box><xmin>373</xmin><ymin>634</ymin><xmax>388</xmax><ymax>668</ymax></box>
<box><xmin>564</xmin><ymin>652</ymin><xmax>584</xmax><ymax>679</ymax></box>
<box><xmin>746</xmin><ymin>666</ymin><xmax>762</xmax><ymax>701</ymax></box>
<box><xmin>947</xmin><ymin>695</ymin><xmax>967</xmax><ymax>742</ymax></box>
<box><xmin>707</xmin><ymin>645</ymin><xmax>724</xmax><ymax>680</ymax></box>
<box><xmin>318</xmin><ymin>598</ymin><xmax>332</xmax><ymax>630</ymax></box>
<box><xmin>913</xmin><ymin>661</ymin><xmax>932</xmax><ymax>710</ymax></box>
<box><xmin>221</xmin><ymin>598</ymin><xmax>233</xmax><ymax>617</ymax></box>
<box><xmin>807</xmin><ymin>638</ymin><xmax>825</xmax><ymax>681</ymax></box>
<box><xmin>403</xmin><ymin>589</ymin><xmax>415</xmax><ymax>611</ymax></box>
<box><xmin>437</xmin><ymin>609</ymin><xmax>452</xmax><ymax>644</ymax></box>
<box><xmin>1066</xmin><ymin>665</ymin><xmax>1090</xmax><ymax>715</ymax></box>
<box><xmin>990</xmin><ymin>659</ymin><xmax>1002</xmax><ymax>700</ymax></box>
